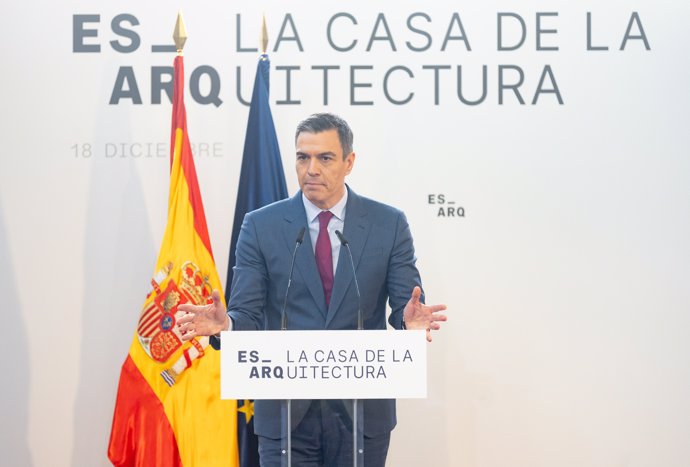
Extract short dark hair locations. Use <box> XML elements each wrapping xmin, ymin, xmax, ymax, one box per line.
<box><xmin>295</xmin><ymin>113</ymin><xmax>354</xmax><ymax>158</ymax></box>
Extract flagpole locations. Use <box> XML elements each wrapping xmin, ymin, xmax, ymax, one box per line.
<box><xmin>259</xmin><ymin>15</ymin><xmax>292</xmax><ymax>466</ymax></box>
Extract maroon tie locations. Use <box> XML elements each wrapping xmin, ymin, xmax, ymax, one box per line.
<box><xmin>315</xmin><ymin>211</ymin><xmax>334</xmax><ymax>307</ymax></box>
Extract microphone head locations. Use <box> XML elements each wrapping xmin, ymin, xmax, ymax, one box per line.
<box><xmin>296</xmin><ymin>227</ymin><xmax>306</xmax><ymax>245</ymax></box>
<box><xmin>335</xmin><ymin>230</ymin><xmax>348</xmax><ymax>246</ymax></box>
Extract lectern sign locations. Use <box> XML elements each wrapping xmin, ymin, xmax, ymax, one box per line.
<box><xmin>220</xmin><ymin>330</ymin><xmax>427</xmax><ymax>399</ymax></box>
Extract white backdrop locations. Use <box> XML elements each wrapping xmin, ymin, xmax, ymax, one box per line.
<box><xmin>1</xmin><ymin>1</ymin><xmax>689</xmax><ymax>466</ymax></box>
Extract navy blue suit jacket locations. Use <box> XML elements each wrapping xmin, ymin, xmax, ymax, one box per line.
<box><xmin>224</xmin><ymin>187</ymin><xmax>422</xmax><ymax>438</ymax></box>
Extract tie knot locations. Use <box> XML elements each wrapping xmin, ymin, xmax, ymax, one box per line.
<box><xmin>318</xmin><ymin>210</ymin><xmax>334</xmax><ymax>228</ymax></box>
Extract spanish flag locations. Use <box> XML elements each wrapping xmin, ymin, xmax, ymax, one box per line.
<box><xmin>107</xmin><ymin>53</ymin><xmax>238</xmax><ymax>467</ymax></box>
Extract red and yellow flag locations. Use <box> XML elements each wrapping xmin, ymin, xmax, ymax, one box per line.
<box><xmin>108</xmin><ymin>54</ymin><xmax>238</xmax><ymax>467</ymax></box>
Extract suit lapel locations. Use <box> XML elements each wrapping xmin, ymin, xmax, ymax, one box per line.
<box><xmin>282</xmin><ymin>192</ymin><xmax>327</xmax><ymax>317</ymax></box>
<box><xmin>326</xmin><ymin>188</ymin><xmax>370</xmax><ymax>326</ymax></box>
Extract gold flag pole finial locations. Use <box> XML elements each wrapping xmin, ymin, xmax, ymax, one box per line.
<box><xmin>173</xmin><ymin>11</ymin><xmax>188</xmax><ymax>54</ymax></box>
<box><xmin>260</xmin><ymin>14</ymin><xmax>268</xmax><ymax>57</ymax></box>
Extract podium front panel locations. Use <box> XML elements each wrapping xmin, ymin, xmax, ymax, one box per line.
<box><xmin>220</xmin><ymin>330</ymin><xmax>427</xmax><ymax>400</ymax></box>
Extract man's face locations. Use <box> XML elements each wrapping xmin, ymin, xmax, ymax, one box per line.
<box><xmin>296</xmin><ymin>129</ymin><xmax>355</xmax><ymax>210</ymax></box>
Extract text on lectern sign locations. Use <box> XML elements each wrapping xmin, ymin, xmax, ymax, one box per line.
<box><xmin>220</xmin><ymin>330</ymin><xmax>427</xmax><ymax>400</ymax></box>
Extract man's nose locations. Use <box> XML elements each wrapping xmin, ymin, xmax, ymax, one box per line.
<box><xmin>307</xmin><ymin>158</ymin><xmax>320</xmax><ymax>175</ymax></box>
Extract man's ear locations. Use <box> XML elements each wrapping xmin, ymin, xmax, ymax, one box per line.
<box><xmin>345</xmin><ymin>152</ymin><xmax>356</xmax><ymax>174</ymax></box>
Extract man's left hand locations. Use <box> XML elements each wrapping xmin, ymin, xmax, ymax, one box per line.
<box><xmin>403</xmin><ymin>286</ymin><xmax>447</xmax><ymax>342</ymax></box>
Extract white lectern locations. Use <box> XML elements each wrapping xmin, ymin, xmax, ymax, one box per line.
<box><xmin>221</xmin><ymin>330</ymin><xmax>427</xmax><ymax>467</ymax></box>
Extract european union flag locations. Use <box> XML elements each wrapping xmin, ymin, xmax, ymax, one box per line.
<box><xmin>226</xmin><ymin>54</ymin><xmax>288</xmax><ymax>467</ymax></box>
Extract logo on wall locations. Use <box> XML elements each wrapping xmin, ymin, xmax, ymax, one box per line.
<box><xmin>428</xmin><ymin>194</ymin><xmax>465</xmax><ymax>218</ymax></box>
<box><xmin>71</xmin><ymin>11</ymin><xmax>651</xmax><ymax>108</ymax></box>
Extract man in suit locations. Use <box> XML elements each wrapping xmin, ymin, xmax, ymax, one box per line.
<box><xmin>178</xmin><ymin>113</ymin><xmax>447</xmax><ymax>467</ymax></box>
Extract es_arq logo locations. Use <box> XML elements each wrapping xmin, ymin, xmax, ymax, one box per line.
<box><xmin>428</xmin><ymin>194</ymin><xmax>465</xmax><ymax>218</ymax></box>
<box><xmin>72</xmin><ymin>11</ymin><xmax>650</xmax><ymax>107</ymax></box>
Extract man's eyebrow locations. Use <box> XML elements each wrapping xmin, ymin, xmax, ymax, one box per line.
<box><xmin>296</xmin><ymin>151</ymin><xmax>337</xmax><ymax>157</ymax></box>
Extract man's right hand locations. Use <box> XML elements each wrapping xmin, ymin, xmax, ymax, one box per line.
<box><xmin>177</xmin><ymin>290</ymin><xmax>231</xmax><ymax>341</ymax></box>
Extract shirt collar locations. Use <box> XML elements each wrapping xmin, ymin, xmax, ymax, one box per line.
<box><xmin>302</xmin><ymin>188</ymin><xmax>348</xmax><ymax>223</ymax></box>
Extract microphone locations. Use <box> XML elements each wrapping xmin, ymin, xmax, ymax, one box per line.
<box><xmin>280</xmin><ymin>227</ymin><xmax>306</xmax><ymax>330</ymax></box>
<box><xmin>335</xmin><ymin>230</ymin><xmax>363</xmax><ymax>330</ymax></box>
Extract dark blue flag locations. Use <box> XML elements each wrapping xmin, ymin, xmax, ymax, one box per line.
<box><xmin>226</xmin><ymin>54</ymin><xmax>288</xmax><ymax>467</ymax></box>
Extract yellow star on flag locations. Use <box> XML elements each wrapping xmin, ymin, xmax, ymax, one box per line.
<box><xmin>237</xmin><ymin>400</ymin><xmax>255</xmax><ymax>423</ymax></box>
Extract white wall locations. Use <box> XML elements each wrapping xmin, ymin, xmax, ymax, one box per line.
<box><xmin>1</xmin><ymin>1</ymin><xmax>689</xmax><ymax>466</ymax></box>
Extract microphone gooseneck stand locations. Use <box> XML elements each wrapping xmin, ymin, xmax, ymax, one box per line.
<box><xmin>281</xmin><ymin>228</ymin><xmax>305</xmax><ymax>467</ymax></box>
<box><xmin>336</xmin><ymin>230</ymin><xmax>364</xmax><ymax>467</ymax></box>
